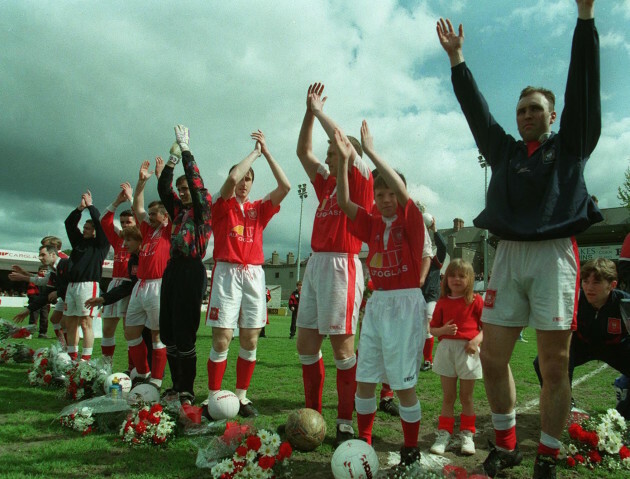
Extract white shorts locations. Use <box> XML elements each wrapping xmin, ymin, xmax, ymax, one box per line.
<box><xmin>54</xmin><ymin>298</ymin><xmax>65</xmax><ymax>313</ymax></box>
<box><xmin>356</xmin><ymin>288</ymin><xmax>426</xmax><ymax>390</ymax></box>
<box><xmin>125</xmin><ymin>279</ymin><xmax>161</xmax><ymax>329</ymax></box>
<box><xmin>432</xmin><ymin>339</ymin><xmax>482</xmax><ymax>380</ymax></box>
<box><xmin>481</xmin><ymin>238</ymin><xmax>579</xmax><ymax>331</ymax></box>
<box><xmin>64</xmin><ymin>282</ymin><xmax>99</xmax><ymax>317</ymax></box>
<box><xmin>101</xmin><ymin>277</ymin><xmax>131</xmax><ymax>318</ymax></box>
<box><xmin>297</xmin><ymin>252</ymin><xmax>363</xmax><ymax>335</ymax></box>
<box><xmin>205</xmin><ymin>262</ymin><xmax>266</xmax><ymax>329</ymax></box>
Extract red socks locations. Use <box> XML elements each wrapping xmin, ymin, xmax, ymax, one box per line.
<box><xmin>236</xmin><ymin>357</ymin><xmax>256</xmax><ymax>390</ymax></box>
<box><xmin>336</xmin><ymin>363</ymin><xmax>357</xmax><ymax>422</ymax></box>
<box><xmin>302</xmin><ymin>358</ymin><xmax>325</xmax><ymax>413</ymax></box>
<box><xmin>423</xmin><ymin>336</ymin><xmax>434</xmax><ymax>362</ymax></box>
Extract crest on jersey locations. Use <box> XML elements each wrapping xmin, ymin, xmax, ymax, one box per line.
<box><xmin>484</xmin><ymin>289</ymin><xmax>496</xmax><ymax>308</ymax></box>
<box><xmin>247</xmin><ymin>208</ymin><xmax>257</xmax><ymax>220</ymax></box>
<box><xmin>392</xmin><ymin>226</ymin><xmax>404</xmax><ymax>245</ymax></box>
<box><xmin>208</xmin><ymin>307</ymin><xmax>219</xmax><ymax>321</ymax></box>
<box><xmin>542</xmin><ymin>148</ymin><xmax>555</xmax><ymax>165</ymax></box>
<box><xmin>607</xmin><ymin>317</ymin><xmax>622</xmax><ymax>335</ymax></box>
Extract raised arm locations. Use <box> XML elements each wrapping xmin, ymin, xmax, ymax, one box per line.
<box><xmin>252</xmin><ymin>130</ymin><xmax>291</xmax><ymax>206</ymax></box>
<box><xmin>133</xmin><ymin>161</ymin><xmax>153</xmax><ymax>223</ymax></box>
<box><xmin>360</xmin><ymin>120</ymin><xmax>408</xmax><ymax>206</ymax></box>
<box><xmin>436</xmin><ymin>18</ymin><xmax>465</xmax><ymax>67</ymax></box>
<box><xmin>102</xmin><ymin>188</ymin><xmax>128</xmax><ymax>242</ymax></box>
<box><xmin>221</xmin><ymin>140</ymin><xmax>261</xmax><ymax>200</ymax></box>
<box><xmin>83</xmin><ymin>192</ymin><xmax>109</xmax><ymax>249</ymax></box>
<box><xmin>65</xmin><ymin>195</ymin><xmax>86</xmax><ymax>248</ymax></box>
<box><xmin>333</xmin><ymin>128</ymin><xmax>358</xmax><ymax>221</ymax></box>
<box><xmin>577</xmin><ymin>0</ymin><xmax>594</xmax><ymax>20</ymax></box>
<box><xmin>296</xmin><ymin>83</ymin><xmax>324</xmax><ymax>181</ymax></box>
<box><xmin>157</xmin><ymin>152</ymin><xmax>180</xmax><ymax>220</ymax></box>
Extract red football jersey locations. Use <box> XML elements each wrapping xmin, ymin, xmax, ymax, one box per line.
<box><xmin>101</xmin><ymin>209</ymin><xmax>130</xmax><ymax>278</ymax></box>
<box><xmin>430</xmin><ymin>295</ymin><xmax>484</xmax><ymax>341</ymax></box>
<box><xmin>350</xmin><ymin>198</ymin><xmax>425</xmax><ymax>291</ymax></box>
<box><xmin>310</xmin><ymin>156</ymin><xmax>373</xmax><ymax>254</ymax></box>
<box><xmin>211</xmin><ymin>195</ymin><xmax>280</xmax><ymax>265</ymax></box>
<box><xmin>136</xmin><ymin>220</ymin><xmax>172</xmax><ymax>279</ymax></box>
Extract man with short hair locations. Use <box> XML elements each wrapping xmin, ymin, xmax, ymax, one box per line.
<box><xmin>64</xmin><ymin>191</ymin><xmax>111</xmax><ymax>360</ymax></box>
<box><xmin>158</xmin><ymin>125</ymin><xmax>212</xmax><ymax>405</ymax></box>
<box><xmin>125</xmin><ymin>161</ymin><xmax>171</xmax><ymax>390</ymax></box>
<box><xmin>437</xmin><ymin>1</ymin><xmax>600</xmax><ymax>477</ymax></box>
<box><xmin>295</xmin><ymin>83</ymin><xmax>374</xmax><ymax>445</ymax></box>
<box><xmin>100</xmin><ymin>185</ymin><xmax>136</xmax><ymax>360</ymax></box>
<box><xmin>288</xmin><ymin>281</ymin><xmax>301</xmax><ymax>339</ymax></box>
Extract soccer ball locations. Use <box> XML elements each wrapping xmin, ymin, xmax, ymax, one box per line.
<box><xmin>207</xmin><ymin>390</ymin><xmax>240</xmax><ymax>420</ymax></box>
<box><xmin>128</xmin><ymin>384</ymin><xmax>160</xmax><ymax>404</ymax></box>
<box><xmin>331</xmin><ymin>439</ymin><xmax>379</xmax><ymax>479</ymax></box>
<box><xmin>103</xmin><ymin>373</ymin><xmax>132</xmax><ymax>394</ymax></box>
<box><xmin>285</xmin><ymin>408</ymin><xmax>326</xmax><ymax>451</ymax></box>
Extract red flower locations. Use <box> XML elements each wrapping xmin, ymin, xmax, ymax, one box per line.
<box><xmin>620</xmin><ymin>445</ymin><xmax>630</xmax><ymax>460</ymax></box>
<box><xmin>147</xmin><ymin>414</ymin><xmax>160</xmax><ymax>425</ymax></box>
<box><xmin>138</xmin><ymin>409</ymin><xmax>150</xmax><ymax>421</ymax></box>
<box><xmin>135</xmin><ymin>422</ymin><xmax>147</xmax><ymax>435</ymax></box>
<box><xmin>40</xmin><ymin>358</ymin><xmax>48</xmax><ymax>366</ymax></box>
<box><xmin>43</xmin><ymin>374</ymin><xmax>52</xmax><ymax>384</ymax></box>
<box><xmin>566</xmin><ymin>456</ymin><xmax>576</xmax><ymax>467</ymax></box>
<box><xmin>586</xmin><ymin>432</ymin><xmax>599</xmax><ymax>449</ymax></box>
<box><xmin>150</xmin><ymin>404</ymin><xmax>163</xmax><ymax>414</ymax></box>
<box><xmin>588</xmin><ymin>450</ymin><xmax>601</xmax><ymax>463</ymax></box>
<box><xmin>574</xmin><ymin>454</ymin><xmax>585</xmax><ymax>464</ymax></box>
<box><xmin>124</xmin><ymin>420</ymin><xmax>133</xmax><ymax>432</ymax></box>
<box><xmin>235</xmin><ymin>445</ymin><xmax>248</xmax><ymax>457</ymax></box>
<box><xmin>246</xmin><ymin>435</ymin><xmax>262</xmax><ymax>451</ymax></box>
<box><xmin>222</xmin><ymin>422</ymin><xmax>252</xmax><ymax>445</ymax></box>
<box><xmin>152</xmin><ymin>435</ymin><xmax>166</xmax><ymax>445</ymax></box>
<box><xmin>277</xmin><ymin>442</ymin><xmax>292</xmax><ymax>460</ymax></box>
<box><xmin>82</xmin><ymin>426</ymin><xmax>92</xmax><ymax>436</ymax></box>
<box><xmin>568</xmin><ymin>423</ymin><xmax>582</xmax><ymax>440</ymax></box>
<box><xmin>258</xmin><ymin>455</ymin><xmax>276</xmax><ymax>470</ymax></box>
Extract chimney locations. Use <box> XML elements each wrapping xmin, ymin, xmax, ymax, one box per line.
<box><xmin>272</xmin><ymin>251</ymin><xmax>279</xmax><ymax>265</ymax></box>
<box><xmin>287</xmin><ymin>252</ymin><xmax>295</xmax><ymax>264</ymax></box>
<box><xmin>453</xmin><ymin>218</ymin><xmax>464</xmax><ymax>232</ymax></box>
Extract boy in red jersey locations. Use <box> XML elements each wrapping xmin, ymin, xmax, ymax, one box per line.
<box><xmin>125</xmin><ymin>161</ymin><xmax>171</xmax><ymax>389</ymax></box>
<box><xmin>295</xmin><ymin>83</ymin><xmax>373</xmax><ymax>444</ymax></box>
<box><xmin>100</xmin><ymin>185</ymin><xmax>136</xmax><ymax>360</ymax></box>
<box><xmin>334</xmin><ymin>122</ymin><xmax>431</xmax><ymax>466</ymax></box>
<box><xmin>205</xmin><ymin>130</ymin><xmax>290</xmax><ymax>417</ymax></box>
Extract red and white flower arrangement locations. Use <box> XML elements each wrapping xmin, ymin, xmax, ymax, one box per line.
<box><xmin>0</xmin><ymin>318</ymin><xmax>35</xmax><ymax>340</ymax></box>
<box><xmin>120</xmin><ymin>403</ymin><xmax>176</xmax><ymax>446</ymax></box>
<box><xmin>27</xmin><ymin>349</ymin><xmax>53</xmax><ymax>386</ymax></box>
<box><xmin>210</xmin><ymin>425</ymin><xmax>293</xmax><ymax>479</ymax></box>
<box><xmin>566</xmin><ymin>408</ymin><xmax>630</xmax><ymax>471</ymax></box>
<box><xmin>64</xmin><ymin>360</ymin><xmax>108</xmax><ymax>400</ymax></box>
<box><xmin>60</xmin><ymin>406</ymin><xmax>94</xmax><ymax>436</ymax></box>
<box><xmin>0</xmin><ymin>342</ymin><xmax>34</xmax><ymax>364</ymax></box>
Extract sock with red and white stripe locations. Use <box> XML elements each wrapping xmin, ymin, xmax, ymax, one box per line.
<box><xmin>336</xmin><ymin>355</ymin><xmax>357</xmax><ymax>423</ymax></box>
<box><xmin>492</xmin><ymin>411</ymin><xmax>517</xmax><ymax>451</ymax></box>
<box><xmin>355</xmin><ymin>395</ymin><xmax>377</xmax><ymax>444</ymax></box>
<box><xmin>67</xmin><ymin>345</ymin><xmax>78</xmax><ymax>361</ymax></box>
<box><xmin>128</xmin><ymin>337</ymin><xmax>150</xmax><ymax>375</ymax></box>
<box><xmin>207</xmin><ymin>347</ymin><xmax>229</xmax><ymax>393</ymax></box>
<box><xmin>300</xmin><ymin>352</ymin><xmax>325</xmax><ymax>413</ymax></box>
<box><xmin>80</xmin><ymin>347</ymin><xmax>93</xmax><ymax>361</ymax></box>
<box><xmin>101</xmin><ymin>336</ymin><xmax>115</xmax><ymax>358</ymax></box>
<box><xmin>235</xmin><ymin>347</ymin><xmax>257</xmax><ymax>401</ymax></box>
<box><xmin>400</xmin><ymin>401</ymin><xmax>422</xmax><ymax>448</ymax></box>
<box><xmin>150</xmin><ymin>341</ymin><xmax>167</xmax><ymax>388</ymax></box>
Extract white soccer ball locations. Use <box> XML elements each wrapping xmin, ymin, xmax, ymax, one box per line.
<box><xmin>103</xmin><ymin>373</ymin><xmax>132</xmax><ymax>394</ymax></box>
<box><xmin>422</xmin><ymin>212</ymin><xmax>434</xmax><ymax>228</ymax></box>
<box><xmin>207</xmin><ymin>390</ymin><xmax>240</xmax><ymax>420</ymax></box>
<box><xmin>331</xmin><ymin>439</ymin><xmax>379</xmax><ymax>479</ymax></box>
<box><xmin>128</xmin><ymin>384</ymin><xmax>160</xmax><ymax>404</ymax></box>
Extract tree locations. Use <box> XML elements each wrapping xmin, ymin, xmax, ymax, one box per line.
<box><xmin>618</xmin><ymin>163</ymin><xmax>630</xmax><ymax>210</ymax></box>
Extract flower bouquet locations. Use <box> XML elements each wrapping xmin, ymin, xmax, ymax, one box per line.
<box><xmin>0</xmin><ymin>342</ymin><xmax>34</xmax><ymax>363</ymax></box>
<box><xmin>0</xmin><ymin>318</ymin><xmax>35</xmax><ymax>340</ymax></box>
<box><xmin>64</xmin><ymin>359</ymin><xmax>110</xmax><ymax>400</ymax></box>
<box><xmin>120</xmin><ymin>403</ymin><xmax>177</xmax><ymax>446</ymax></box>
<box><xmin>60</xmin><ymin>406</ymin><xmax>94</xmax><ymax>435</ymax></box>
<box><xmin>565</xmin><ymin>408</ymin><xmax>630</xmax><ymax>471</ymax></box>
<box><xmin>28</xmin><ymin>348</ymin><xmax>54</xmax><ymax>386</ymax></box>
<box><xmin>209</xmin><ymin>424</ymin><xmax>293</xmax><ymax>479</ymax></box>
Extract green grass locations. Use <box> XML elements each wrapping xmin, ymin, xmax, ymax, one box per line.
<box><xmin>0</xmin><ymin>307</ymin><xmax>624</xmax><ymax>478</ymax></box>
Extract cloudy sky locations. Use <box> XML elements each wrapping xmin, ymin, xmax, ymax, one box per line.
<box><xmin>2</xmin><ymin>0</ymin><xmax>629</xmax><ymax>261</ymax></box>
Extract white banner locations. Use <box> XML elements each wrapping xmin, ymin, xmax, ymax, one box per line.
<box><xmin>578</xmin><ymin>244</ymin><xmax>623</xmax><ymax>261</ymax></box>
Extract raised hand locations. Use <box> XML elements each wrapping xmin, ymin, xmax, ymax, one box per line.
<box><xmin>82</xmin><ymin>190</ymin><xmax>93</xmax><ymax>207</ymax></box>
<box><xmin>360</xmin><ymin>120</ymin><xmax>375</xmax><ymax>156</ymax></box>
<box><xmin>174</xmin><ymin>124</ymin><xmax>190</xmax><ymax>152</ymax></box>
<box><xmin>437</xmin><ymin>18</ymin><xmax>464</xmax><ymax>65</ymax></box>
<box><xmin>333</xmin><ymin>128</ymin><xmax>353</xmax><ymax>162</ymax></box>
<box><xmin>251</xmin><ymin>130</ymin><xmax>269</xmax><ymax>156</ymax></box>
<box><xmin>113</xmin><ymin>188</ymin><xmax>128</xmax><ymax>206</ymax></box>
<box><xmin>155</xmin><ymin>156</ymin><xmax>164</xmax><ymax>179</ymax></box>
<box><xmin>78</xmin><ymin>195</ymin><xmax>87</xmax><ymax>211</ymax></box>
<box><xmin>120</xmin><ymin>182</ymin><xmax>133</xmax><ymax>202</ymax></box>
<box><xmin>139</xmin><ymin>160</ymin><xmax>154</xmax><ymax>181</ymax></box>
<box><xmin>169</xmin><ymin>141</ymin><xmax>182</xmax><ymax>158</ymax></box>
<box><xmin>307</xmin><ymin>83</ymin><xmax>327</xmax><ymax>114</ymax></box>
